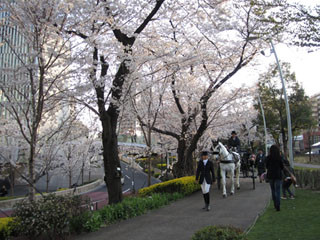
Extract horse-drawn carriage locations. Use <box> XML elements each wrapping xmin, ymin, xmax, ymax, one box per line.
<box><xmin>211</xmin><ymin>141</ymin><xmax>256</xmax><ymax>197</ymax></box>
<box><xmin>239</xmin><ymin>148</ymin><xmax>256</xmax><ymax>189</ymax></box>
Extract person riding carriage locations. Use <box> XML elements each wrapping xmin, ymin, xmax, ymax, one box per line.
<box><xmin>228</xmin><ymin>130</ymin><xmax>241</xmax><ymax>153</ymax></box>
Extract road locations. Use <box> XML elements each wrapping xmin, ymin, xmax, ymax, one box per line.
<box><xmin>5</xmin><ymin>161</ymin><xmax>160</xmax><ymax>197</ymax></box>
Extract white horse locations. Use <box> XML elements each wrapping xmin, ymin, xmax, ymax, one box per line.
<box><xmin>212</xmin><ymin>142</ymin><xmax>241</xmax><ymax>198</ymax></box>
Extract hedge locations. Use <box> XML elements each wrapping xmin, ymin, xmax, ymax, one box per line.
<box><xmin>98</xmin><ymin>193</ymin><xmax>183</xmax><ymax>225</ymax></box>
<box><xmin>157</xmin><ymin>163</ymin><xmax>167</xmax><ymax>169</ymax></box>
<box><xmin>192</xmin><ymin>226</ymin><xmax>247</xmax><ymax>240</ymax></box>
<box><xmin>138</xmin><ymin>176</ymin><xmax>200</xmax><ymax>196</ymax></box>
<box><xmin>0</xmin><ymin>217</ymin><xmax>13</xmax><ymax>239</ymax></box>
<box><xmin>294</xmin><ymin>167</ymin><xmax>320</xmax><ymax>190</ymax></box>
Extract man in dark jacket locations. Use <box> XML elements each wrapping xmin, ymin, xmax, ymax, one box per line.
<box><xmin>255</xmin><ymin>149</ymin><xmax>266</xmax><ymax>183</ymax></box>
<box><xmin>196</xmin><ymin>151</ymin><xmax>215</xmax><ymax>211</ymax></box>
<box><xmin>228</xmin><ymin>131</ymin><xmax>241</xmax><ymax>153</ymax></box>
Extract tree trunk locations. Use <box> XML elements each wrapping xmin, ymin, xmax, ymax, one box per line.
<box><xmin>173</xmin><ymin>139</ymin><xmax>195</xmax><ymax>177</ymax></box>
<box><xmin>281</xmin><ymin>127</ymin><xmax>288</xmax><ymax>157</ymax></box>
<box><xmin>46</xmin><ymin>171</ymin><xmax>49</xmax><ymax>193</ymax></box>
<box><xmin>28</xmin><ymin>141</ymin><xmax>36</xmax><ymax>201</ymax></box>
<box><xmin>69</xmin><ymin>170</ymin><xmax>72</xmax><ymax>188</ymax></box>
<box><xmin>148</xmin><ymin>155</ymin><xmax>151</xmax><ymax>186</ymax></box>
<box><xmin>101</xmin><ymin>111</ymin><xmax>122</xmax><ymax>204</ymax></box>
<box><xmin>10</xmin><ymin>165</ymin><xmax>15</xmax><ymax>196</ymax></box>
<box><xmin>81</xmin><ymin>163</ymin><xmax>84</xmax><ymax>185</ymax></box>
<box><xmin>147</xmin><ymin>129</ymin><xmax>152</xmax><ymax>186</ymax></box>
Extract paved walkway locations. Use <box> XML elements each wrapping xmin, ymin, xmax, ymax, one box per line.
<box><xmin>76</xmin><ymin>178</ymin><xmax>270</xmax><ymax>240</ymax></box>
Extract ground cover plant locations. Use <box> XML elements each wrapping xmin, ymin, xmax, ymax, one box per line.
<box><xmin>192</xmin><ymin>226</ymin><xmax>247</xmax><ymax>240</ymax></box>
<box><xmin>247</xmin><ymin>189</ymin><xmax>320</xmax><ymax>240</ymax></box>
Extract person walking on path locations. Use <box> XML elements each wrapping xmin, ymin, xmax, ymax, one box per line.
<box><xmin>196</xmin><ymin>151</ymin><xmax>216</xmax><ymax>211</ymax></box>
<box><xmin>255</xmin><ymin>149</ymin><xmax>266</xmax><ymax>183</ymax></box>
<box><xmin>266</xmin><ymin>145</ymin><xmax>284</xmax><ymax>211</ymax></box>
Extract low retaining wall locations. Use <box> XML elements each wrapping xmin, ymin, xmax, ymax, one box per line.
<box><xmin>0</xmin><ymin>179</ymin><xmax>104</xmax><ymax>210</ymax></box>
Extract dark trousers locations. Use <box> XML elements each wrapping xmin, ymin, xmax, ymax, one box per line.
<box><xmin>282</xmin><ymin>179</ymin><xmax>293</xmax><ymax>197</ymax></box>
<box><xmin>269</xmin><ymin>179</ymin><xmax>282</xmax><ymax>210</ymax></box>
<box><xmin>203</xmin><ymin>193</ymin><xmax>210</xmax><ymax>206</ymax></box>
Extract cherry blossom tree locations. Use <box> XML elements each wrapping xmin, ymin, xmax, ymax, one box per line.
<box><xmin>130</xmin><ymin>0</ymin><xmax>275</xmax><ymax>177</ymax></box>
<box><xmin>63</xmin><ymin>0</ymin><xmax>166</xmax><ymax>203</ymax></box>
<box><xmin>0</xmin><ymin>0</ymin><xmax>78</xmax><ymax>200</ymax></box>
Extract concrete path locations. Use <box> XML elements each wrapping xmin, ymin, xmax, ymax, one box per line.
<box><xmin>76</xmin><ymin>178</ymin><xmax>270</xmax><ymax>240</ymax></box>
<box><xmin>294</xmin><ymin>163</ymin><xmax>320</xmax><ymax>169</ymax></box>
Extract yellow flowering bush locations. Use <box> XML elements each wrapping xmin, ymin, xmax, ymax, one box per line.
<box><xmin>139</xmin><ymin>176</ymin><xmax>200</xmax><ymax>196</ymax></box>
<box><xmin>0</xmin><ymin>217</ymin><xmax>13</xmax><ymax>239</ymax></box>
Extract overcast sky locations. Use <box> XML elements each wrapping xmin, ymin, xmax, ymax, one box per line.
<box><xmin>230</xmin><ymin>43</ymin><xmax>319</xmax><ymax>97</ymax></box>
<box><xmin>230</xmin><ymin>0</ymin><xmax>320</xmax><ymax>97</ymax></box>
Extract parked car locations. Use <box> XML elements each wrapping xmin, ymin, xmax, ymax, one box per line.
<box><xmin>121</xmin><ymin>170</ymin><xmax>125</xmax><ymax>185</ymax></box>
<box><xmin>305</xmin><ymin>151</ymin><xmax>316</xmax><ymax>155</ymax></box>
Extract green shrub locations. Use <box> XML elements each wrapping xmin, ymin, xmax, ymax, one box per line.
<box><xmin>0</xmin><ymin>217</ymin><xmax>13</xmax><ymax>240</ymax></box>
<box><xmin>11</xmin><ymin>194</ymin><xmax>89</xmax><ymax>239</ymax></box>
<box><xmin>157</xmin><ymin>163</ymin><xmax>167</xmax><ymax>169</ymax></box>
<box><xmin>154</xmin><ymin>173</ymin><xmax>161</xmax><ymax>178</ymax></box>
<box><xmin>138</xmin><ymin>176</ymin><xmax>200</xmax><ymax>196</ymax></box>
<box><xmin>144</xmin><ymin>169</ymin><xmax>155</xmax><ymax>174</ymax></box>
<box><xmin>192</xmin><ymin>226</ymin><xmax>247</xmax><ymax>240</ymax></box>
<box><xmin>69</xmin><ymin>211</ymin><xmax>92</xmax><ymax>234</ymax></box>
<box><xmin>98</xmin><ymin>193</ymin><xmax>184</xmax><ymax>225</ymax></box>
<box><xmin>294</xmin><ymin>167</ymin><xmax>320</xmax><ymax>190</ymax></box>
<box><xmin>83</xmin><ymin>211</ymin><xmax>103</xmax><ymax>232</ymax></box>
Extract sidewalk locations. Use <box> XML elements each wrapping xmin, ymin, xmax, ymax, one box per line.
<box><xmin>76</xmin><ymin>178</ymin><xmax>270</xmax><ymax>240</ymax></box>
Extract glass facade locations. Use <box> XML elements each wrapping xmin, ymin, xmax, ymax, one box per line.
<box><xmin>0</xmin><ymin>5</ymin><xmax>30</xmax><ymax>120</ymax></box>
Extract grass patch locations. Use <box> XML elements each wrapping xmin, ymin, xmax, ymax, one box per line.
<box><xmin>294</xmin><ymin>166</ymin><xmax>318</xmax><ymax>171</ymax></box>
<box><xmin>0</xmin><ymin>196</ymin><xmax>21</xmax><ymax>201</ymax></box>
<box><xmin>247</xmin><ymin>189</ymin><xmax>320</xmax><ymax>240</ymax></box>
<box><xmin>294</xmin><ymin>155</ymin><xmax>320</xmax><ymax>165</ymax></box>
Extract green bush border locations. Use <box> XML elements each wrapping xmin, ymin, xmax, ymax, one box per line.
<box><xmin>192</xmin><ymin>225</ymin><xmax>248</xmax><ymax>240</ymax></box>
<box><xmin>294</xmin><ymin>167</ymin><xmax>320</xmax><ymax>190</ymax></box>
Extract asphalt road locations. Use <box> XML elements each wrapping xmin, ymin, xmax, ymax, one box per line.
<box><xmin>6</xmin><ymin>161</ymin><xmax>160</xmax><ymax>197</ymax></box>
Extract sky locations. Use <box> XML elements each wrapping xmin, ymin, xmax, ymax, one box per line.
<box><xmin>229</xmin><ymin>0</ymin><xmax>320</xmax><ymax>97</ymax></box>
<box><xmin>230</xmin><ymin>43</ymin><xmax>320</xmax><ymax>97</ymax></box>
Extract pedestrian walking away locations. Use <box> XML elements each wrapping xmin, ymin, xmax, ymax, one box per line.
<box><xmin>266</xmin><ymin>145</ymin><xmax>284</xmax><ymax>211</ymax></box>
<box><xmin>196</xmin><ymin>151</ymin><xmax>216</xmax><ymax>211</ymax></box>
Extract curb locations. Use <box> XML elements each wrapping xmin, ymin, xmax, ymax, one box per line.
<box><xmin>245</xmin><ymin>198</ymin><xmax>270</xmax><ymax>235</ymax></box>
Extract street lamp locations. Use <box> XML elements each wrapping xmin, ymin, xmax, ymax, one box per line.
<box><xmin>257</xmin><ymin>94</ymin><xmax>268</xmax><ymax>155</ymax></box>
<box><xmin>261</xmin><ymin>40</ymin><xmax>294</xmax><ymax>168</ymax></box>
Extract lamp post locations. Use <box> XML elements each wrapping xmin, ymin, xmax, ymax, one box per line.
<box><xmin>257</xmin><ymin>94</ymin><xmax>268</xmax><ymax>155</ymax></box>
<box><xmin>261</xmin><ymin>40</ymin><xmax>294</xmax><ymax>168</ymax></box>
<box><xmin>269</xmin><ymin>40</ymin><xmax>294</xmax><ymax>169</ymax></box>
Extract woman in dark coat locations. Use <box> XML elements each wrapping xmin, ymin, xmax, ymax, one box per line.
<box><xmin>196</xmin><ymin>151</ymin><xmax>215</xmax><ymax>211</ymax></box>
<box><xmin>266</xmin><ymin>145</ymin><xmax>284</xmax><ymax>211</ymax></box>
